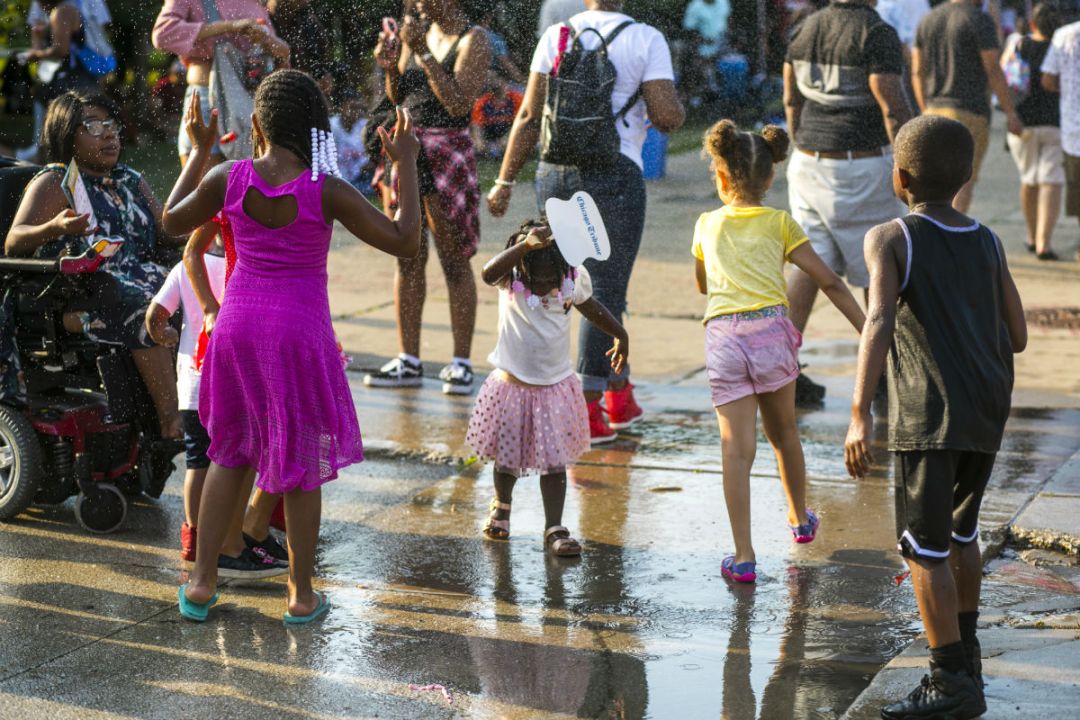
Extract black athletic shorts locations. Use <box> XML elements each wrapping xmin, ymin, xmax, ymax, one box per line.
<box><xmin>181</xmin><ymin>410</ymin><xmax>210</xmax><ymax>471</ymax></box>
<box><xmin>894</xmin><ymin>450</ymin><xmax>996</xmax><ymax>561</ymax></box>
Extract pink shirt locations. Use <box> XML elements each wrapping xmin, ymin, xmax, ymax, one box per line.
<box><xmin>152</xmin><ymin>0</ymin><xmax>274</xmax><ymax>63</ymax></box>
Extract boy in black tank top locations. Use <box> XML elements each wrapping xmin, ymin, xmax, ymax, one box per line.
<box><xmin>845</xmin><ymin>115</ymin><xmax>1028</xmax><ymax>720</ymax></box>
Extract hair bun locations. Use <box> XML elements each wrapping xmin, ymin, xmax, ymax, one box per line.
<box><xmin>704</xmin><ymin>119</ymin><xmax>740</xmax><ymax>161</ymax></box>
<box><xmin>760</xmin><ymin>124</ymin><xmax>790</xmax><ymax>163</ymax></box>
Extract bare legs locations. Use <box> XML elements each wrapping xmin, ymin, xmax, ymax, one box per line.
<box><xmin>284</xmin><ymin>486</ymin><xmax>322</xmax><ymax>617</ymax></box>
<box><xmin>185</xmin><ymin>462</ymin><xmax>250</xmax><ymax>604</ymax></box>
<box><xmin>715</xmin><ymin>382</ymin><xmax>811</xmax><ymax>566</ymax></box>
<box><xmin>1020</xmin><ymin>184</ymin><xmax>1039</xmax><ymax>248</ymax></box>
<box><xmin>132</xmin><ymin>346</ymin><xmax>182</xmax><ymax>439</ymax></box>
<box><xmin>393</xmin><ymin>195</ymin><xmax>477</xmax><ymax>360</ymax></box>
<box><xmin>242</xmin><ymin>487</ymin><xmax>284</xmax><ymax>543</ymax></box>
<box><xmin>1037</xmin><ymin>184</ymin><xmax>1062</xmax><ymax>255</ymax></box>
<box><xmin>490</xmin><ymin>466</ymin><xmax>574</xmax><ymax>537</ymax></box>
<box><xmin>952</xmin><ymin>179</ymin><xmax>975</xmax><ymax>214</ymax></box>
<box><xmin>716</xmin><ymin>396</ymin><xmax>758</xmax><ymax>565</ymax></box>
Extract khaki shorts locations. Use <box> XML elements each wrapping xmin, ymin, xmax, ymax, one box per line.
<box><xmin>1007</xmin><ymin>126</ymin><xmax>1065</xmax><ymax>186</ymax></box>
<box><xmin>925</xmin><ymin>106</ymin><xmax>990</xmax><ymax>182</ymax></box>
<box><xmin>787</xmin><ymin>149</ymin><xmax>903</xmax><ymax>288</ymax></box>
<box><xmin>1064</xmin><ymin>153</ymin><xmax>1080</xmax><ymax>217</ymax></box>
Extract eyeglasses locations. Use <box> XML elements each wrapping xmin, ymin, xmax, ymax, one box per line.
<box><xmin>80</xmin><ymin>118</ymin><xmax>120</xmax><ymax>137</ymax></box>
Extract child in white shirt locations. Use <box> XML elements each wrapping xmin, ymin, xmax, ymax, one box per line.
<box><xmin>466</xmin><ymin>220</ymin><xmax>628</xmax><ymax>557</ymax></box>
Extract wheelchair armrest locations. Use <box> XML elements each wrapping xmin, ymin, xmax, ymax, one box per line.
<box><xmin>0</xmin><ymin>256</ymin><xmax>61</xmax><ymax>273</ymax></box>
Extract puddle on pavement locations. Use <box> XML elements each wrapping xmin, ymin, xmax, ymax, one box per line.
<box><xmin>2</xmin><ymin>374</ymin><xmax>1078</xmax><ymax>718</ymax></box>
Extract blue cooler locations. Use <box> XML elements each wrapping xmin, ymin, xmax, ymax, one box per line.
<box><xmin>642</xmin><ymin>126</ymin><xmax>668</xmax><ymax>180</ymax></box>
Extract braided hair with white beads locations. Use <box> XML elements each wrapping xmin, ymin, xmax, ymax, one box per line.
<box><xmin>253</xmin><ymin>69</ymin><xmax>340</xmax><ymax>181</ymax></box>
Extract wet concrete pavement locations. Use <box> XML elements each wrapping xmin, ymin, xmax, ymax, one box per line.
<box><xmin>2</xmin><ymin>367</ymin><xmax>1079</xmax><ymax>719</ymax></box>
<box><xmin>3</xmin><ymin>122</ymin><xmax>1080</xmax><ymax>717</ymax></box>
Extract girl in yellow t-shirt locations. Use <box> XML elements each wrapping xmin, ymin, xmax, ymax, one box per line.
<box><xmin>693</xmin><ymin>120</ymin><xmax>865</xmax><ymax>584</ymax></box>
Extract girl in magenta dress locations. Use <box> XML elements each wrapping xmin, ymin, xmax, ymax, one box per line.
<box><xmin>162</xmin><ymin>69</ymin><xmax>422</xmax><ymax>623</ymax></box>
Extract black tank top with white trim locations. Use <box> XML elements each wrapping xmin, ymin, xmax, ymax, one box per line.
<box><xmin>887</xmin><ymin>213</ymin><xmax>1014</xmax><ymax>453</ymax></box>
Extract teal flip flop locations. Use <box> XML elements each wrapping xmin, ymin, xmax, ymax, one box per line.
<box><xmin>283</xmin><ymin>592</ymin><xmax>330</xmax><ymax>625</ymax></box>
<box><xmin>178</xmin><ymin>583</ymin><xmax>220</xmax><ymax>622</ymax></box>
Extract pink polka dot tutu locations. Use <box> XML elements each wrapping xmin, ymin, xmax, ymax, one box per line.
<box><xmin>466</xmin><ymin>372</ymin><xmax>591</xmax><ymax>474</ymax></box>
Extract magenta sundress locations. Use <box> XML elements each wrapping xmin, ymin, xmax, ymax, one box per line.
<box><xmin>198</xmin><ymin>160</ymin><xmax>363</xmax><ymax>493</ymax></box>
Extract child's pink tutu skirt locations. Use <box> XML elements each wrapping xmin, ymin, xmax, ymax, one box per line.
<box><xmin>466</xmin><ymin>371</ymin><xmax>590</xmax><ymax>474</ymax></box>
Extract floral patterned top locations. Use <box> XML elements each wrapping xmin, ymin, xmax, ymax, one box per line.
<box><xmin>32</xmin><ymin>163</ymin><xmax>170</xmax><ymax>350</ymax></box>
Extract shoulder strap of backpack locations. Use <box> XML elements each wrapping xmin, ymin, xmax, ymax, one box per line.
<box><xmin>603</xmin><ymin>20</ymin><xmax>636</xmax><ymax>47</ymax></box>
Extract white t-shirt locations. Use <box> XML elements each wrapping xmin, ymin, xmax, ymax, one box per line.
<box><xmin>151</xmin><ymin>256</ymin><xmax>226</xmax><ymax>411</ymax></box>
<box><xmin>330</xmin><ymin>115</ymin><xmax>368</xmax><ymax>185</ymax></box>
<box><xmin>683</xmin><ymin>0</ymin><xmax>731</xmax><ymax>57</ymax></box>
<box><xmin>1041</xmin><ymin>21</ymin><xmax>1080</xmax><ymax>156</ymax></box>
<box><xmin>487</xmin><ymin>266</ymin><xmax>593</xmax><ymax>386</ymax></box>
<box><xmin>531</xmin><ymin>11</ymin><xmax>675</xmax><ymax>169</ymax></box>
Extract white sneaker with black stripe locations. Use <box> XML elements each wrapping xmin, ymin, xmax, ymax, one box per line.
<box><xmin>363</xmin><ymin>357</ymin><xmax>423</xmax><ymax>388</ymax></box>
<box><xmin>439</xmin><ymin>362</ymin><xmax>474</xmax><ymax>395</ymax></box>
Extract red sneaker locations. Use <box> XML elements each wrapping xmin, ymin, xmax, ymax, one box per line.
<box><xmin>587</xmin><ymin>400</ymin><xmax>617</xmax><ymax>445</ymax></box>
<box><xmin>181</xmin><ymin>522</ymin><xmax>197</xmax><ymax>563</ymax></box>
<box><xmin>605</xmin><ymin>383</ymin><xmax>643</xmax><ymax>429</ymax></box>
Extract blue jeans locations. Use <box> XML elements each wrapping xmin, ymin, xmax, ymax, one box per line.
<box><xmin>534</xmin><ymin>154</ymin><xmax>646</xmax><ymax>393</ymax></box>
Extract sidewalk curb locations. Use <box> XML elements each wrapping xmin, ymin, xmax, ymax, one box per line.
<box><xmin>1010</xmin><ymin>447</ymin><xmax>1080</xmax><ymax>555</ymax></box>
<box><xmin>840</xmin><ymin>446</ymin><xmax>1080</xmax><ymax>719</ymax></box>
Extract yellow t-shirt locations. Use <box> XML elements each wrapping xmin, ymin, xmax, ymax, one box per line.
<box><xmin>691</xmin><ymin>205</ymin><xmax>809</xmax><ymax>323</ymax></box>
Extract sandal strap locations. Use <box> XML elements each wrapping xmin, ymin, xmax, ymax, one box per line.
<box><xmin>544</xmin><ymin>525</ymin><xmax>570</xmax><ymax>540</ymax></box>
<box><xmin>486</xmin><ymin>518</ymin><xmax>510</xmax><ymax>532</ymax></box>
<box><xmin>550</xmin><ymin>537</ymin><xmax>579</xmax><ymax>551</ymax></box>
<box><xmin>490</xmin><ymin>498</ymin><xmax>512</xmax><ymax>511</ymax></box>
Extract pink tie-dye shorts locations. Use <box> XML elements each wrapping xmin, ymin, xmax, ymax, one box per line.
<box><xmin>704</xmin><ymin>306</ymin><xmax>803</xmax><ymax>407</ymax></box>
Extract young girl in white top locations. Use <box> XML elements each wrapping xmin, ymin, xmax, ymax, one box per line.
<box><xmin>466</xmin><ymin>220</ymin><xmax>628</xmax><ymax>556</ymax></box>
<box><xmin>694</xmin><ymin>120</ymin><xmax>865</xmax><ymax>583</ymax></box>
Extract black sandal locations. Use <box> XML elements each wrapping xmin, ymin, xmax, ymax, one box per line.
<box><xmin>1037</xmin><ymin>250</ymin><xmax>1061</xmax><ymax>261</ymax></box>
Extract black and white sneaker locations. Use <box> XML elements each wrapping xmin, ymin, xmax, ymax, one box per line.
<box><xmin>244</xmin><ymin>532</ymin><xmax>289</xmax><ymax>563</ymax></box>
<box><xmin>880</xmin><ymin>663</ymin><xmax>985</xmax><ymax>720</ymax></box>
<box><xmin>217</xmin><ymin>548</ymin><xmax>289</xmax><ymax>579</ymax></box>
<box><xmin>363</xmin><ymin>357</ymin><xmax>423</xmax><ymax>388</ymax></box>
<box><xmin>440</xmin><ymin>363</ymin><xmax>474</xmax><ymax>395</ymax></box>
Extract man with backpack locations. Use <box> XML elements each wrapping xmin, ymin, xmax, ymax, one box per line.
<box><xmin>487</xmin><ymin>0</ymin><xmax>684</xmax><ymax>443</ymax></box>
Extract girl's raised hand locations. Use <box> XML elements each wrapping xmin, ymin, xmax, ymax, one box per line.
<box><xmin>606</xmin><ymin>337</ymin><xmax>628</xmax><ymax>375</ymax></box>
<box><xmin>378</xmin><ymin>106</ymin><xmax>419</xmax><ymax>163</ymax></box>
<box><xmin>184</xmin><ymin>90</ymin><xmax>218</xmax><ymax>155</ymax></box>
<box><xmin>523</xmin><ymin>225</ymin><xmax>552</xmax><ymax>251</ymax></box>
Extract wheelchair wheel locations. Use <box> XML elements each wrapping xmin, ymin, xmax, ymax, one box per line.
<box><xmin>0</xmin><ymin>405</ymin><xmax>44</xmax><ymax>521</ymax></box>
<box><xmin>74</xmin><ymin>483</ymin><xmax>127</xmax><ymax>534</ymax></box>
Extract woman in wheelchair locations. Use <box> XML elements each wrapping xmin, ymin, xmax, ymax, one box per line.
<box><xmin>4</xmin><ymin>90</ymin><xmax>183</xmax><ymax>438</ymax></box>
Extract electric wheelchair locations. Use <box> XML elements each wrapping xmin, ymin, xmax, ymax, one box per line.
<box><xmin>0</xmin><ymin>158</ymin><xmax>182</xmax><ymax>533</ymax></box>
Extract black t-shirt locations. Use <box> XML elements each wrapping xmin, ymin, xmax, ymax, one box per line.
<box><xmin>914</xmin><ymin>2</ymin><xmax>1000</xmax><ymax>118</ymax></box>
<box><xmin>1016</xmin><ymin>37</ymin><xmax>1059</xmax><ymax>127</ymax></box>
<box><xmin>785</xmin><ymin>2</ymin><xmax>904</xmax><ymax>152</ymax></box>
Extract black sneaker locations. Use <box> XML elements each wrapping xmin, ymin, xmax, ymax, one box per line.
<box><xmin>795</xmin><ymin>372</ymin><xmax>826</xmax><ymax>409</ymax></box>
<box><xmin>965</xmin><ymin>639</ymin><xmax>985</xmax><ymax>689</ymax></box>
<box><xmin>363</xmin><ymin>357</ymin><xmax>423</xmax><ymax>388</ymax></box>
<box><xmin>881</xmin><ymin>664</ymin><xmax>986</xmax><ymax>720</ymax></box>
<box><xmin>244</xmin><ymin>532</ymin><xmax>289</xmax><ymax>563</ymax></box>
<box><xmin>439</xmin><ymin>362</ymin><xmax>474</xmax><ymax>395</ymax></box>
<box><xmin>217</xmin><ymin>548</ymin><xmax>288</xmax><ymax>579</ymax></box>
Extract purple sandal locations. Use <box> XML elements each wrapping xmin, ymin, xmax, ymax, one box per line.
<box><xmin>721</xmin><ymin>555</ymin><xmax>757</xmax><ymax>583</ymax></box>
<box><xmin>791</xmin><ymin>509</ymin><xmax>820</xmax><ymax>544</ymax></box>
